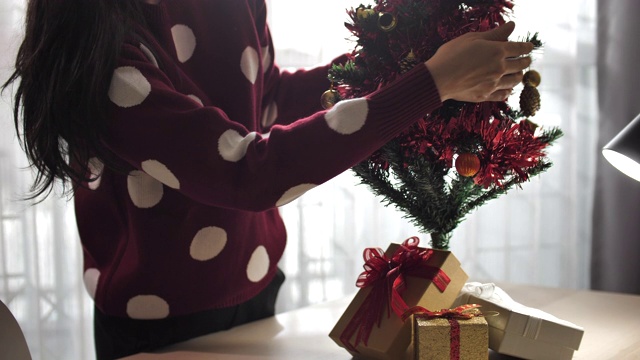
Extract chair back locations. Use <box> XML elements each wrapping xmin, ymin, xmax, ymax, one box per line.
<box><xmin>0</xmin><ymin>299</ymin><xmax>32</xmax><ymax>360</ymax></box>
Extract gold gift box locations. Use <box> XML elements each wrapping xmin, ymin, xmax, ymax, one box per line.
<box><xmin>329</xmin><ymin>243</ymin><xmax>469</xmax><ymax>360</ymax></box>
<box><xmin>413</xmin><ymin>315</ymin><xmax>488</xmax><ymax>360</ymax></box>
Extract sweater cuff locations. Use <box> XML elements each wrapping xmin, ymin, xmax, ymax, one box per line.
<box><xmin>366</xmin><ymin>63</ymin><xmax>443</xmax><ymax>143</ymax></box>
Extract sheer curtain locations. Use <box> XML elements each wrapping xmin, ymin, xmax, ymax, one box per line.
<box><xmin>0</xmin><ymin>1</ymin><xmax>596</xmax><ymax>360</ymax></box>
<box><xmin>0</xmin><ymin>2</ymin><xmax>94</xmax><ymax>360</ymax></box>
<box><xmin>591</xmin><ymin>0</ymin><xmax>640</xmax><ymax>294</ymax></box>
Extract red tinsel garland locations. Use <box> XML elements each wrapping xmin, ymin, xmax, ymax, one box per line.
<box><xmin>397</xmin><ymin>102</ymin><xmax>548</xmax><ymax>188</ymax></box>
<box><xmin>338</xmin><ymin>0</ymin><xmax>551</xmax><ymax>189</ymax></box>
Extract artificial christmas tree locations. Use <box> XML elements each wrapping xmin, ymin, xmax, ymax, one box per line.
<box><xmin>326</xmin><ymin>0</ymin><xmax>562</xmax><ymax>250</ymax></box>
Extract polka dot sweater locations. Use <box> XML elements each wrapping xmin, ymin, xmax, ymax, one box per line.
<box><xmin>75</xmin><ymin>0</ymin><xmax>443</xmax><ymax>319</ymax></box>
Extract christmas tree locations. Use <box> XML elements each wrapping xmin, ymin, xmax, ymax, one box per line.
<box><xmin>325</xmin><ymin>0</ymin><xmax>562</xmax><ymax>250</ymax></box>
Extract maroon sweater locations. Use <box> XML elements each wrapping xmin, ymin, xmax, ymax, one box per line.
<box><xmin>75</xmin><ymin>0</ymin><xmax>442</xmax><ymax>319</ymax></box>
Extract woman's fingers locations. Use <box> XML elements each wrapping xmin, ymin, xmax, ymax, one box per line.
<box><xmin>486</xmin><ymin>88</ymin><xmax>513</xmax><ymax>102</ymax></box>
<box><xmin>504</xmin><ymin>41</ymin><xmax>535</xmax><ymax>58</ymax></box>
<box><xmin>497</xmin><ymin>71</ymin><xmax>524</xmax><ymax>90</ymax></box>
<box><xmin>504</xmin><ymin>55</ymin><xmax>532</xmax><ymax>74</ymax></box>
<box><xmin>424</xmin><ymin>21</ymin><xmax>536</xmax><ymax>102</ymax></box>
<box><xmin>479</xmin><ymin>21</ymin><xmax>516</xmax><ymax>41</ymax></box>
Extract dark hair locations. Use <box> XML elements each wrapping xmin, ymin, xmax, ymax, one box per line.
<box><xmin>2</xmin><ymin>1</ymin><xmax>146</xmax><ymax>201</ymax></box>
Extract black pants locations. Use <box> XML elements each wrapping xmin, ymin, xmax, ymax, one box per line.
<box><xmin>94</xmin><ymin>269</ymin><xmax>285</xmax><ymax>360</ymax></box>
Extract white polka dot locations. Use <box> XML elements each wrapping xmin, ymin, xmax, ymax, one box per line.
<box><xmin>127</xmin><ymin>170</ymin><xmax>164</xmax><ymax>208</ymax></box>
<box><xmin>108</xmin><ymin>66</ymin><xmax>151</xmax><ymax>108</ymax></box>
<box><xmin>187</xmin><ymin>94</ymin><xmax>204</xmax><ymax>106</ymax></box>
<box><xmin>218</xmin><ymin>130</ymin><xmax>258</xmax><ymax>162</ymax></box>
<box><xmin>261</xmin><ymin>101</ymin><xmax>278</xmax><ymax>128</ymax></box>
<box><xmin>171</xmin><ymin>24</ymin><xmax>196</xmax><ymax>63</ymax></box>
<box><xmin>190</xmin><ymin>226</ymin><xmax>227</xmax><ymax>261</ymax></box>
<box><xmin>141</xmin><ymin>160</ymin><xmax>180</xmax><ymax>189</ymax></box>
<box><xmin>261</xmin><ymin>46</ymin><xmax>271</xmax><ymax>73</ymax></box>
<box><xmin>325</xmin><ymin>98</ymin><xmax>369</xmax><ymax>135</ymax></box>
<box><xmin>276</xmin><ymin>183</ymin><xmax>317</xmax><ymax>207</ymax></box>
<box><xmin>241</xmin><ymin>46</ymin><xmax>260</xmax><ymax>84</ymax></box>
<box><xmin>246</xmin><ymin>246</ymin><xmax>269</xmax><ymax>283</ymax></box>
<box><xmin>126</xmin><ymin>295</ymin><xmax>170</xmax><ymax>319</ymax></box>
<box><xmin>139</xmin><ymin>43</ymin><xmax>159</xmax><ymax>67</ymax></box>
<box><xmin>83</xmin><ymin>268</ymin><xmax>100</xmax><ymax>300</ymax></box>
<box><xmin>88</xmin><ymin>157</ymin><xmax>104</xmax><ymax>190</ymax></box>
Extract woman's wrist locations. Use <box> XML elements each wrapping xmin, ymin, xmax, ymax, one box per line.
<box><xmin>424</xmin><ymin>59</ymin><xmax>451</xmax><ymax>103</ymax></box>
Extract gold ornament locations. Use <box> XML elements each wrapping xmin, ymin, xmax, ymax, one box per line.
<box><xmin>377</xmin><ymin>12</ymin><xmax>397</xmax><ymax>32</ymax></box>
<box><xmin>455</xmin><ymin>153</ymin><xmax>481</xmax><ymax>177</ymax></box>
<box><xmin>519</xmin><ymin>70</ymin><xmax>542</xmax><ymax>117</ymax></box>
<box><xmin>399</xmin><ymin>50</ymin><xmax>419</xmax><ymax>74</ymax></box>
<box><xmin>356</xmin><ymin>6</ymin><xmax>376</xmax><ymax>22</ymax></box>
<box><xmin>522</xmin><ymin>70</ymin><xmax>541</xmax><ymax>87</ymax></box>
<box><xmin>321</xmin><ymin>84</ymin><xmax>340</xmax><ymax>110</ymax></box>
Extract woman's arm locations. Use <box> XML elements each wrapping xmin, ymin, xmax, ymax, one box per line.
<box><xmin>103</xmin><ymin>41</ymin><xmax>441</xmax><ymax>212</ymax></box>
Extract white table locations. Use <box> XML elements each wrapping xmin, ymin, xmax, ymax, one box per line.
<box><xmin>124</xmin><ymin>283</ymin><xmax>640</xmax><ymax>359</ymax></box>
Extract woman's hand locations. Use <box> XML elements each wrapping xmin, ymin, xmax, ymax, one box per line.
<box><xmin>425</xmin><ymin>21</ymin><xmax>534</xmax><ymax>103</ymax></box>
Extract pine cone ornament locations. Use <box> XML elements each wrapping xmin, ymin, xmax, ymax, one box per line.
<box><xmin>399</xmin><ymin>51</ymin><xmax>419</xmax><ymax>74</ymax></box>
<box><xmin>520</xmin><ymin>85</ymin><xmax>540</xmax><ymax>117</ymax></box>
<box><xmin>519</xmin><ymin>70</ymin><xmax>541</xmax><ymax>117</ymax></box>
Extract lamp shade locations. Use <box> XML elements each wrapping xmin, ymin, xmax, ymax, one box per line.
<box><xmin>602</xmin><ymin>113</ymin><xmax>640</xmax><ymax>182</ymax></box>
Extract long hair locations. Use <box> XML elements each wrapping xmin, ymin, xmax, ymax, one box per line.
<box><xmin>2</xmin><ymin>0</ymin><xmax>146</xmax><ymax>200</ymax></box>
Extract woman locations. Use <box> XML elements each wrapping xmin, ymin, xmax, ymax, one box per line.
<box><xmin>3</xmin><ymin>0</ymin><xmax>532</xmax><ymax>358</ymax></box>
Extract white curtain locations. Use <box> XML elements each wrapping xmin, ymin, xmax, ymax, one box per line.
<box><xmin>0</xmin><ymin>2</ymin><xmax>94</xmax><ymax>360</ymax></box>
<box><xmin>0</xmin><ymin>1</ymin><xmax>596</xmax><ymax>359</ymax></box>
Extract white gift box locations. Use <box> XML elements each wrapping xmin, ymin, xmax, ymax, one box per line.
<box><xmin>453</xmin><ymin>283</ymin><xmax>584</xmax><ymax>360</ymax></box>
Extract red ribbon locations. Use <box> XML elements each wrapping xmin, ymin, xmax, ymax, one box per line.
<box><xmin>408</xmin><ymin>304</ymin><xmax>483</xmax><ymax>360</ymax></box>
<box><xmin>339</xmin><ymin>237</ymin><xmax>451</xmax><ymax>352</ymax></box>
<box><xmin>448</xmin><ymin>318</ymin><xmax>461</xmax><ymax>360</ymax></box>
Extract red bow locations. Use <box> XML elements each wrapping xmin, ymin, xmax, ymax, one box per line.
<box><xmin>339</xmin><ymin>237</ymin><xmax>451</xmax><ymax>352</ymax></box>
<box><xmin>403</xmin><ymin>303</ymin><xmax>482</xmax><ymax>322</ymax></box>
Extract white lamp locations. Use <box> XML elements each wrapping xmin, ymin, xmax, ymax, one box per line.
<box><xmin>602</xmin><ymin>113</ymin><xmax>640</xmax><ymax>182</ymax></box>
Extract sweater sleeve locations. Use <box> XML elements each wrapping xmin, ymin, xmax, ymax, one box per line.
<box><xmin>104</xmin><ymin>41</ymin><xmax>441</xmax><ymax>212</ymax></box>
<box><xmin>260</xmin><ymin>55</ymin><xmax>349</xmax><ymax>129</ymax></box>
<box><xmin>254</xmin><ymin>1</ymin><xmax>349</xmax><ymax>128</ymax></box>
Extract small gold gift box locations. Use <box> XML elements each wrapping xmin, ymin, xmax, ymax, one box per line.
<box><xmin>413</xmin><ymin>306</ymin><xmax>488</xmax><ymax>360</ymax></box>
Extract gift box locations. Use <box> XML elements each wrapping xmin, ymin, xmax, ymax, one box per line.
<box><xmin>329</xmin><ymin>237</ymin><xmax>469</xmax><ymax>360</ymax></box>
<box><xmin>454</xmin><ymin>283</ymin><xmax>584</xmax><ymax>360</ymax></box>
<box><xmin>413</xmin><ymin>305</ymin><xmax>488</xmax><ymax>360</ymax></box>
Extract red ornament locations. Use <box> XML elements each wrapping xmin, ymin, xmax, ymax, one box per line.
<box><xmin>455</xmin><ymin>153</ymin><xmax>481</xmax><ymax>177</ymax></box>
